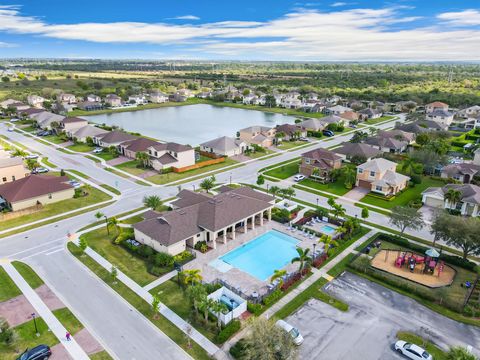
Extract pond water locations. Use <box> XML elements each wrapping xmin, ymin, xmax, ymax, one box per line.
<box><xmin>85</xmin><ymin>104</ymin><xmax>296</xmax><ymax>145</ymax></box>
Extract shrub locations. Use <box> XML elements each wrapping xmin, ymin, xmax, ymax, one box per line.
<box><xmin>271</xmin><ymin>208</ymin><xmax>290</xmax><ymax>223</ymax></box>
<box><xmin>73</xmin><ymin>188</ymin><xmax>83</xmax><ymax>198</ymax></box>
<box><xmin>137</xmin><ymin>245</ymin><xmax>154</xmax><ymax>258</ymax></box>
<box><xmin>410</xmin><ymin>174</ymin><xmax>422</xmax><ymax>184</ymax></box>
<box><xmin>173</xmin><ymin>251</ymin><xmax>194</xmax><ymax>264</ymax></box>
<box><xmin>263</xmin><ymin>289</ymin><xmax>283</xmax><ymax>306</ymax></box>
<box><xmin>194</xmin><ymin>241</ymin><xmax>208</xmax><ymax>253</ymax></box>
<box><xmin>216</xmin><ymin>319</ymin><xmax>241</xmax><ymax>344</ymax></box>
<box><xmin>153</xmin><ymin>252</ymin><xmax>174</xmax><ymax>267</ymax></box>
<box><xmin>247</xmin><ymin>302</ymin><xmax>263</xmax><ymax>316</ymax></box>
<box><xmin>307</xmin><ymin>130</ymin><xmax>322</xmax><ymax>138</ymax></box>
<box><xmin>148</xmin><ymin>265</ymin><xmax>166</xmax><ymax>277</ymax></box>
<box><xmin>229</xmin><ymin>338</ymin><xmax>249</xmax><ymax>359</ymax></box>
<box><xmin>114</xmin><ymin>229</ymin><xmax>133</xmax><ymax>244</ymax></box>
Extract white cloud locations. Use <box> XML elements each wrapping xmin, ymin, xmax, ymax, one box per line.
<box><xmin>331</xmin><ymin>2</ymin><xmax>347</xmax><ymax>7</ymax></box>
<box><xmin>0</xmin><ymin>41</ymin><xmax>16</xmax><ymax>47</ymax></box>
<box><xmin>0</xmin><ymin>6</ymin><xmax>479</xmax><ymax>60</ymax></box>
<box><xmin>170</xmin><ymin>15</ymin><xmax>200</xmax><ymax>20</ymax></box>
<box><xmin>437</xmin><ymin>9</ymin><xmax>480</xmax><ymax>26</ymax></box>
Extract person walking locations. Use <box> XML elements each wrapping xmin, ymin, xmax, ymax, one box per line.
<box><xmin>66</xmin><ymin>332</ymin><xmax>71</xmax><ymax>341</ymax></box>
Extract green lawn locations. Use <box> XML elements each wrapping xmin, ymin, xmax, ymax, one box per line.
<box><xmin>365</xmin><ymin>115</ymin><xmax>394</xmax><ymax>124</ymax></box>
<box><xmin>147</xmin><ymin>157</ymin><xmax>239</xmax><ymax>185</ymax></box>
<box><xmin>95</xmin><ymin>152</ymin><xmax>118</xmax><ymax>161</ymax></box>
<box><xmin>246</xmin><ymin>148</ymin><xmax>275</xmax><ymax>159</ymax></box>
<box><xmin>40</xmin><ymin>157</ymin><xmax>57</xmax><ymax>168</ymax></box>
<box><xmin>66</xmin><ymin>143</ymin><xmax>95</xmax><ymax>152</ymax></box>
<box><xmin>114</xmin><ymin>160</ymin><xmax>146</xmax><ymax>176</ymax></box>
<box><xmin>359</xmin><ymin>177</ymin><xmax>445</xmax><ymax>209</ymax></box>
<box><xmin>276</xmin><ymin>141</ymin><xmax>308</xmax><ymax>150</ymax></box>
<box><xmin>100</xmin><ymin>184</ymin><xmax>121</xmax><ymax>195</ymax></box>
<box><xmin>396</xmin><ymin>332</ymin><xmax>447</xmax><ymax>360</ymax></box>
<box><xmin>150</xmin><ymin>280</ymin><xmax>220</xmax><ymax>343</ymax></box>
<box><xmin>275</xmin><ymin>277</ymin><xmax>348</xmax><ymax>319</ymax></box>
<box><xmin>67</xmin><ymin>242</ymin><xmax>210</xmax><ymax>360</ymax></box>
<box><xmin>52</xmin><ymin>308</ymin><xmax>84</xmax><ymax>335</ymax></box>
<box><xmin>0</xmin><ymin>187</ymin><xmax>111</xmax><ymax>232</ymax></box>
<box><xmin>90</xmin><ymin>351</ymin><xmax>114</xmax><ymax>360</ymax></box>
<box><xmin>298</xmin><ymin>177</ymin><xmax>351</xmax><ymax>196</ymax></box>
<box><xmin>43</xmin><ymin>134</ymin><xmax>69</xmax><ymax>144</ymax></box>
<box><xmin>263</xmin><ymin>161</ymin><xmax>300</xmax><ymax>179</ymax></box>
<box><xmin>11</xmin><ymin>261</ymin><xmax>44</xmax><ymax>289</ymax></box>
<box><xmin>0</xmin><ymin>267</ymin><xmax>21</xmax><ymax>302</ymax></box>
<box><xmin>80</xmin><ymin>227</ymin><xmax>158</xmax><ymax>286</ymax></box>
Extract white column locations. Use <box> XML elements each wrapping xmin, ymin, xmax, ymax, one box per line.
<box><xmin>260</xmin><ymin>212</ymin><xmax>264</xmax><ymax>226</ymax></box>
<box><xmin>232</xmin><ymin>227</ymin><xmax>236</xmax><ymax>240</ymax></box>
<box><xmin>223</xmin><ymin>231</ymin><xmax>227</xmax><ymax>244</ymax></box>
<box><xmin>244</xmin><ymin>219</ymin><xmax>248</xmax><ymax>233</ymax></box>
<box><xmin>268</xmin><ymin>208</ymin><xmax>272</xmax><ymax>221</ymax></box>
<box><xmin>212</xmin><ymin>232</ymin><xmax>217</xmax><ymax>249</ymax></box>
<box><xmin>251</xmin><ymin>215</ymin><xmax>255</xmax><ymax>230</ymax></box>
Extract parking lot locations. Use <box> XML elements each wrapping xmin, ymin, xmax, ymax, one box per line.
<box><xmin>286</xmin><ymin>272</ymin><xmax>480</xmax><ymax>360</ymax></box>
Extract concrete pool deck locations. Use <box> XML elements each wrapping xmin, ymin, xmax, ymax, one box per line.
<box><xmin>183</xmin><ymin>221</ymin><xmax>323</xmax><ymax>298</ymax></box>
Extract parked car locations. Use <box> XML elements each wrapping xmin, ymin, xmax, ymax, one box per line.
<box><xmin>298</xmin><ymin>137</ymin><xmax>310</xmax><ymax>142</ymax></box>
<box><xmin>10</xmin><ymin>118</ymin><xmax>19</xmax><ymax>122</ymax></box>
<box><xmin>68</xmin><ymin>180</ymin><xmax>81</xmax><ymax>188</ymax></box>
<box><xmin>349</xmin><ymin>124</ymin><xmax>357</xmax><ymax>129</ymax></box>
<box><xmin>322</xmin><ymin>130</ymin><xmax>335</xmax><ymax>137</ymax></box>
<box><xmin>32</xmin><ymin>167</ymin><xmax>49</xmax><ymax>174</ymax></box>
<box><xmin>8</xmin><ymin>126</ymin><xmax>14</xmax><ymax>132</ymax></box>
<box><xmin>37</xmin><ymin>130</ymin><xmax>52</xmax><ymax>136</ymax></box>
<box><xmin>92</xmin><ymin>147</ymin><xmax>103</xmax><ymax>154</ymax></box>
<box><xmin>24</xmin><ymin>154</ymin><xmax>39</xmax><ymax>160</ymax></box>
<box><xmin>394</xmin><ymin>341</ymin><xmax>433</xmax><ymax>360</ymax></box>
<box><xmin>293</xmin><ymin>174</ymin><xmax>306</xmax><ymax>182</ymax></box>
<box><xmin>275</xmin><ymin>320</ymin><xmax>304</xmax><ymax>345</ymax></box>
<box><xmin>17</xmin><ymin>344</ymin><xmax>52</xmax><ymax>360</ymax></box>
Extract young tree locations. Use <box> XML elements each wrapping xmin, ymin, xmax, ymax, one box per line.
<box><xmin>182</xmin><ymin>269</ymin><xmax>203</xmax><ymax>286</ymax></box>
<box><xmin>256</xmin><ymin>174</ymin><xmax>265</xmax><ymax>186</ymax></box>
<box><xmin>199</xmin><ymin>297</ymin><xmax>215</xmax><ymax>323</ymax></box>
<box><xmin>136</xmin><ymin>151</ymin><xmax>150</xmax><ymax>168</ymax></box>
<box><xmin>270</xmin><ymin>269</ymin><xmax>287</xmax><ymax>288</ymax></box>
<box><xmin>291</xmin><ymin>247</ymin><xmax>312</xmax><ymax>277</ymax></box>
<box><xmin>25</xmin><ymin>159</ymin><xmax>39</xmax><ymax>171</ymax></box>
<box><xmin>264</xmin><ymin>94</ymin><xmax>276</xmax><ymax>108</ymax></box>
<box><xmin>210</xmin><ymin>300</ymin><xmax>228</xmax><ymax>329</ymax></box>
<box><xmin>78</xmin><ymin>237</ymin><xmax>88</xmax><ymax>255</ymax></box>
<box><xmin>12</xmin><ymin>149</ymin><xmax>27</xmax><ymax>157</ymax></box>
<box><xmin>107</xmin><ymin>216</ymin><xmax>119</xmax><ymax>235</ymax></box>
<box><xmin>143</xmin><ymin>195</ymin><xmax>163</xmax><ymax>211</ymax></box>
<box><xmin>110</xmin><ymin>266</ymin><xmax>118</xmax><ymax>284</ymax></box>
<box><xmin>269</xmin><ymin>185</ymin><xmax>280</xmax><ymax>199</ymax></box>
<box><xmin>199</xmin><ymin>176</ymin><xmax>215</xmax><ymax>193</ymax></box>
<box><xmin>151</xmin><ymin>295</ymin><xmax>161</xmax><ymax>319</ymax></box>
<box><xmin>0</xmin><ymin>317</ymin><xmax>17</xmax><ymax>347</ymax></box>
<box><xmin>341</xmin><ymin>166</ymin><xmax>356</xmax><ymax>189</ymax></box>
<box><xmin>319</xmin><ymin>234</ymin><xmax>338</xmax><ymax>255</ymax></box>
<box><xmin>447</xmin><ymin>346</ymin><xmax>477</xmax><ymax>360</ymax></box>
<box><xmin>361</xmin><ymin>207</ymin><xmax>369</xmax><ymax>220</ymax></box>
<box><xmin>186</xmin><ymin>284</ymin><xmax>207</xmax><ymax>315</ymax></box>
<box><xmin>389</xmin><ymin>206</ymin><xmax>424</xmax><ymax>236</ymax></box>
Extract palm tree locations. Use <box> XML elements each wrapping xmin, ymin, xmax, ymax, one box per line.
<box><xmin>269</xmin><ymin>185</ymin><xmax>280</xmax><ymax>199</ymax></box>
<box><xmin>311</xmin><ymin>167</ymin><xmax>320</xmax><ymax>181</ymax></box>
<box><xmin>270</xmin><ymin>269</ymin><xmax>287</xmax><ymax>288</ymax></box>
<box><xmin>199</xmin><ymin>177</ymin><xmax>215</xmax><ymax>193</ymax></box>
<box><xmin>341</xmin><ymin>167</ymin><xmax>356</xmax><ymax>189</ymax></box>
<box><xmin>143</xmin><ymin>195</ymin><xmax>163</xmax><ymax>211</ymax></box>
<box><xmin>183</xmin><ymin>269</ymin><xmax>203</xmax><ymax>286</ymax></box>
<box><xmin>444</xmin><ymin>188</ymin><xmax>462</xmax><ymax>209</ymax></box>
<box><xmin>107</xmin><ymin>217</ymin><xmax>119</xmax><ymax>235</ymax></box>
<box><xmin>331</xmin><ymin>203</ymin><xmax>346</xmax><ymax>220</ymax></box>
<box><xmin>319</xmin><ymin>234</ymin><xmax>339</xmax><ymax>255</ymax></box>
<box><xmin>95</xmin><ymin>211</ymin><xmax>109</xmax><ymax>234</ymax></box>
<box><xmin>136</xmin><ymin>151</ymin><xmax>150</xmax><ymax>168</ymax></box>
<box><xmin>447</xmin><ymin>346</ymin><xmax>477</xmax><ymax>360</ymax></box>
<box><xmin>210</xmin><ymin>300</ymin><xmax>228</xmax><ymax>329</ymax></box>
<box><xmin>199</xmin><ymin>297</ymin><xmax>216</xmax><ymax>323</ymax></box>
<box><xmin>12</xmin><ymin>149</ymin><xmax>27</xmax><ymax>157</ymax></box>
<box><xmin>25</xmin><ymin>159</ymin><xmax>39</xmax><ymax>171</ymax></box>
<box><xmin>284</xmin><ymin>187</ymin><xmax>296</xmax><ymax>201</ymax></box>
<box><xmin>291</xmin><ymin>247</ymin><xmax>312</xmax><ymax>277</ymax></box>
<box><xmin>186</xmin><ymin>284</ymin><xmax>207</xmax><ymax>315</ymax></box>
<box><xmin>401</xmin><ymin>157</ymin><xmax>420</xmax><ymax>176</ymax></box>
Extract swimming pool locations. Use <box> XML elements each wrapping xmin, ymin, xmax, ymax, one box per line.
<box><xmin>319</xmin><ymin>225</ymin><xmax>336</xmax><ymax>235</ymax></box>
<box><xmin>219</xmin><ymin>230</ymin><xmax>300</xmax><ymax>281</ymax></box>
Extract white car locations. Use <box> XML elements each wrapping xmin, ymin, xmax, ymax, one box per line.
<box><xmin>24</xmin><ymin>154</ymin><xmax>39</xmax><ymax>159</ymax></box>
<box><xmin>275</xmin><ymin>320</ymin><xmax>304</xmax><ymax>345</ymax></box>
<box><xmin>394</xmin><ymin>341</ymin><xmax>433</xmax><ymax>360</ymax></box>
<box><xmin>293</xmin><ymin>174</ymin><xmax>306</xmax><ymax>182</ymax></box>
<box><xmin>9</xmin><ymin>118</ymin><xmax>19</xmax><ymax>122</ymax></box>
<box><xmin>33</xmin><ymin>167</ymin><xmax>49</xmax><ymax>174</ymax></box>
<box><xmin>93</xmin><ymin>147</ymin><xmax>103</xmax><ymax>154</ymax></box>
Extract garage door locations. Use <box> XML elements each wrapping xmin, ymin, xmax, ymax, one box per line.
<box><xmin>357</xmin><ymin>179</ymin><xmax>372</xmax><ymax>190</ymax></box>
<box><xmin>424</xmin><ymin>196</ymin><xmax>444</xmax><ymax>208</ymax></box>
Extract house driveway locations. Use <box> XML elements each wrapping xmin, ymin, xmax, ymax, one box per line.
<box><xmin>106</xmin><ymin>156</ymin><xmax>131</xmax><ymax>166</ymax></box>
<box><xmin>286</xmin><ymin>272</ymin><xmax>480</xmax><ymax>360</ymax></box>
<box><xmin>231</xmin><ymin>154</ymin><xmax>251</xmax><ymax>162</ymax></box>
<box><xmin>418</xmin><ymin>205</ymin><xmax>437</xmax><ymax>225</ymax></box>
<box><xmin>343</xmin><ymin>187</ymin><xmax>370</xmax><ymax>201</ymax></box>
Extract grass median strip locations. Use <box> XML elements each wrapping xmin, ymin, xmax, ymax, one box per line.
<box><xmin>100</xmin><ymin>184</ymin><xmax>121</xmax><ymax>195</ymax></box>
<box><xmin>67</xmin><ymin>242</ymin><xmax>210</xmax><ymax>360</ymax></box>
<box><xmin>11</xmin><ymin>261</ymin><xmax>44</xmax><ymax>289</ymax></box>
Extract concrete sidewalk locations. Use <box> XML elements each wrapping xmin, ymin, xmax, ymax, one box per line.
<box><xmin>2</xmin><ymin>261</ymin><xmax>90</xmax><ymax>360</ymax></box>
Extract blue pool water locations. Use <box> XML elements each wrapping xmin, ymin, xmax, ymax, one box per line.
<box><xmin>220</xmin><ymin>230</ymin><xmax>299</xmax><ymax>281</ymax></box>
<box><xmin>320</xmin><ymin>225</ymin><xmax>336</xmax><ymax>235</ymax></box>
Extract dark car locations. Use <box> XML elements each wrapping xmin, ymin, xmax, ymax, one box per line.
<box><xmin>322</xmin><ymin>129</ymin><xmax>335</xmax><ymax>137</ymax></box>
<box><xmin>17</xmin><ymin>345</ymin><xmax>52</xmax><ymax>360</ymax></box>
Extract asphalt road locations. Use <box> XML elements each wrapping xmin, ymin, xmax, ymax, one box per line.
<box><xmin>0</xmin><ymin>115</ymin><xmax>412</xmax><ymax>359</ymax></box>
<box><xmin>287</xmin><ymin>272</ymin><xmax>480</xmax><ymax>360</ymax></box>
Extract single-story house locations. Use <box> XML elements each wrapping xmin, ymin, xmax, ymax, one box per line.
<box><xmin>334</xmin><ymin>142</ymin><xmax>382</xmax><ymax>162</ymax></box>
<box><xmin>0</xmin><ymin>99</ymin><xmax>20</xmax><ymax>109</ymax></box>
<box><xmin>365</xmin><ymin>135</ymin><xmax>409</xmax><ymax>153</ymax></box>
<box><xmin>76</xmin><ymin>101</ymin><xmax>103</xmax><ymax>111</ymax></box>
<box><xmin>199</xmin><ymin>136</ymin><xmax>248</xmax><ymax>157</ymax></box>
<box><xmin>298</xmin><ymin>118</ymin><xmax>326</xmax><ymax>132</ymax></box>
<box><xmin>395</xmin><ymin>120</ymin><xmax>448</xmax><ymax>133</ymax></box>
<box><xmin>60</xmin><ymin>117</ymin><xmax>88</xmax><ymax>134</ymax></box>
<box><xmin>359</xmin><ymin>108</ymin><xmax>383</xmax><ymax>120</ymax></box>
<box><xmin>238</xmin><ymin>126</ymin><xmax>276</xmax><ymax>148</ymax></box>
<box><xmin>0</xmin><ymin>175</ymin><xmax>74</xmax><ymax>211</ymax></box>
<box><xmin>93</xmin><ymin>131</ymin><xmax>137</xmax><ymax>148</ymax></box>
<box><xmin>133</xmin><ymin>186</ymin><xmax>274</xmax><ymax>255</ymax></box>
<box><xmin>0</xmin><ymin>157</ymin><xmax>29</xmax><ymax>184</ymax></box>
<box><xmin>275</xmin><ymin>124</ymin><xmax>307</xmax><ymax>141</ymax></box>
<box><xmin>320</xmin><ymin>114</ymin><xmax>345</xmax><ymax>127</ymax></box>
<box><xmin>377</xmin><ymin>129</ymin><xmax>416</xmax><ymax>144</ymax></box>
<box><xmin>325</xmin><ymin>105</ymin><xmax>352</xmax><ymax>115</ymax></box>
<box><xmin>70</xmin><ymin>125</ymin><xmax>109</xmax><ymax>143</ymax></box>
<box><xmin>147</xmin><ymin>142</ymin><xmax>195</xmax><ymax>171</ymax></box>
<box><xmin>18</xmin><ymin>108</ymin><xmax>44</xmax><ymax>118</ymax></box>
<box><xmin>426</xmin><ymin>109</ymin><xmax>454</xmax><ymax>126</ymax></box>
<box><xmin>440</xmin><ymin>163</ymin><xmax>480</xmax><ymax>184</ymax></box>
<box><xmin>422</xmin><ymin>184</ymin><xmax>480</xmax><ymax>217</ymax></box>
<box><xmin>31</xmin><ymin>111</ymin><xmax>65</xmax><ymax>130</ymax></box>
<box><xmin>299</xmin><ymin>148</ymin><xmax>342</xmax><ymax>182</ymax></box>
<box><xmin>356</xmin><ymin>158</ymin><xmax>410</xmax><ymax>196</ymax></box>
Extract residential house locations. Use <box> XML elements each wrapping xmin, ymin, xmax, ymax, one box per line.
<box><xmin>425</xmin><ymin>101</ymin><xmax>449</xmax><ymax>113</ymax></box>
<box><xmin>298</xmin><ymin>118</ymin><xmax>326</xmax><ymax>132</ymax></box>
<box><xmin>440</xmin><ymin>163</ymin><xmax>480</xmax><ymax>184</ymax></box>
<box><xmin>128</xmin><ymin>95</ymin><xmax>148</xmax><ymax>105</ymax></box>
<box><xmin>340</xmin><ymin>111</ymin><xmax>359</xmax><ymax>123</ymax></box>
<box><xmin>133</xmin><ymin>186</ymin><xmax>274</xmax><ymax>255</ymax></box>
<box><xmin>359</xmin><ymin>108</ymin><xmax>383</xmax><ymax>120</ymax></box>
<box><xmin>456</xmin><ymin>105</ymin><xmax>480</xmax><ymax>119</ymax></box>
<box><xmin>0</xmin><ymin>175</ymin><xmax>74</xmax><ymax>211</ymax></box>
<box><xmin>176</xmin><ymin>89</ymin><xmax>194</xmax><ymax>98</ymax></box>
<box><xmin>18</xmin><ymin>108</ymin><xmax>44</xmax><ymax>118</ymax></box>
<box><xmin>196</xmin><ymin>91</ymin><xmax>212</xmax><ymax>99</ymax></box>
<box><xmin>334</xmin><ymin>142</ymin><xmax>382</xmax><ymax>162</ymax></box>
<box><xmin>105</xmin><ymin>94</ymin><xmax>122</xmax><ymax>107</ymax></box>
<box><xmin>30</xmin><ymin>111</ymin><xmax>65</xmax><ymax>130</ymax></box>
<box><xmin>170</xmin><ymin>93</ymin><xmax>187</xmax><ymax>102</ymax></box>
<box><xmin>395</xmin><ymin>120</ymin><xmax>448</xmax><ymax>133</ymax></box>
<box><xmin>199</xmin><ymin>136</ymin><xmax>248</xmax><ymax>157</ymax></box>
<box><xmin>426</xmin><ymin>109</ymin><xmax>454</xmax><ymax>126</ymax></box>
<box><xmin>56</xmin><ymin>93</ymin><xmax>76</xmax><ymax>104</ymax></box>
<box><xmin>118</xmin><ymin>138</ymin><xmax>161</xmax><ymax>159</ymax></box>
<box><xmin>76</xmin><ymin>101</ymin><xmax>103</xmax><ymax>111</ymax></box>
<box><xmin>147</xmin><ymin>143</ymin><xmax>195</xmax><ymax>171</ymax></box>
<box><xmin>320</xmin><ymin>114</ymin><xmax>346</xmax><ymax>127</ymax></box>
<box><xmin>348</xmin><ymin>100</ymin><xmax>364</xmax><ymax>110</ymax></box>
<box><xmin>281</xmin><ymin>92</ymin><xmax>302</xmax><ymax>109</ymax></box>
<box><xmin>93</xmin><ymin>130</ymin><xmax>137</xmax><ymax>148</ymax></box>
<box><xmin>86</xmin><ymin>94</ymin><xmax>101</xmax><ymax>103</ymax></box>
<box><xmin>9</xmin><ymin>102</ymin><xmax>30</xmax><ymax>112</ymax></box>
<box><xmin>238</xmin><ymin>126</ymin><xmax>276</xmax><ymax>148</ymax></box>
<box><xmin>365</xmin><ymin>136</ymin><xmax>408</xmax><ymax>154</ymax></box>
<box><xmin>275</xmin><ymin>124</ymin><xmax>306</xmax><ymax>141</ymax></box>
<box><xmin>27</xmin><ymin>95</ymin><xmax>45</xmax><ymax>109</ymax></box>
<box><xmin>325</xmin><ymin>105</ymin><xmax>352</xmax><ymax>116</ymax></box>
<box><xmin>356</xmin><ymin>158</ymin><xmax>410</xmax><ymax>196</ymax></box>
<box><xmin>422</xmin><ymin>184</ymin><xmax>480</xmax><ymax>217</ymax></box>
<box><xmin>243</xmin><ymin>94</ymin><xmax>260</xmax><ymax>105</ymax></box>
<box><xmin>377</xmin><ymin>129</ymin><xmax>416</xmax><ymax>144</ymax></box>
<box><xmin>70</xmin><ymin>125</ymin><xmax>109</xmax><ymax>143</ymax></box>
<box><xmin>0</xmin><ymin>157</ymin><xmax>29</xmax><ymax>184</ymax></box>
<box><xmin>60</xmin><ymin>117</ymin><xmax>88</xmax><ymax>134</ymax></box>
<box><xmin>299</xmin><ymin>148</ymin><xmax>342</xmax><ymax>182</ymax></box>
<box><xmin>0</xmin><ymin>99</ymin><xmax>19</xmax><ymax>109</ymax></box>
<box><xmin>149</xmin><ymin>91</ymin><xmax>169</xmax><ymax>103</ymax></box>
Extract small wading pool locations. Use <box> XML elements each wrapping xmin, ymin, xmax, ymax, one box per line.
<box><xmin>218</xmin><ymin>230</ymin><xmax>300</xmax><ymax>281</ymax></box>
<box><xmin>319</xmin><ymin>225</ymin><xmax>336</xmax><ymax>235</ymax></box>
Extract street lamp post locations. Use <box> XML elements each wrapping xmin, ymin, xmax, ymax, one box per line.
<box><xmin>104</xmin><ymin>215</ymin><xmax>109</xmax><ymax>235</ymax></box>
<box><xmin>31</xmin><ymin>313</ymin><xmax>39</xmax><ymax>336</ymax></box>
<box><xmin>192</xmin><ymin>184</ymin><xmax>196</xmax><ymax>191</ymax></box>
<box><xmin>316</xmin><ymin>198</ymin><xmax>319</xmax><ymax>207</ymax></box>
<box><xmin>313</xmin><ymin>243</ymin><xmax>317</xmax><ymax>260</ymax></box>
<box><xmin>266</xmin><ymin>183</ymin><xmax>269</xmax><ymax>193</ymax></box>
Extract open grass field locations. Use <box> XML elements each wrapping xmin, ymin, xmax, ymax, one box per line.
<box><xmin>263</xmin><ymin>161</ymin><xmax>300</xmax><ymax>179</ymax></box>
<box><xmin>114</xmin><ymin>160</ymin><xmax>146</xmax><ymax>176</ymax></box>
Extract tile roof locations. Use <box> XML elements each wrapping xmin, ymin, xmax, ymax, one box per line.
<box><xmin>96</xmin><ymin>130</ymin><xmax>137</xmax><ymax>144</ymax></box>
<box><xmin>334</xmin><ymin>142</ymin><xmax>382</xmax><ymax>158</ymax></box>
<box><xmin>200</xmin><ymin>136</ymin><xmax>244</xmax><ymax>152</ymax></box>
<box><xmin>357</xmin><ymin>158</ymin><xmax>398</xmax><ymax>172</ymax></box>
<box><xmin>302</xmin><ymin>148</ymin><xmax>342</xmax><ymax>162</ymax></box>
<box><xmin>0</xmin><ymin>175</ymin><xmax>73</xmax><ymax>203</ymax></box>
<box><xmin>441</xmin><ymin>184</ymin><xmax>480</xmax><ymax>205</ymax></box>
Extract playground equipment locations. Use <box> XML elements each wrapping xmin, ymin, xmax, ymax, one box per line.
<box><xmin>393</xmin><ymin>248</ymin><xmax>442</xmax><ymax>275</ymax></box>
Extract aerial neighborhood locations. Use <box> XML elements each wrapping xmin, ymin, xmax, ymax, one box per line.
<box><xmin>0</xmin><ymin>59</ymin><xmax>479</xmax><ymax>360</ymax></box>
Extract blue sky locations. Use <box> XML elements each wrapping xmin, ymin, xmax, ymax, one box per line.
<box><xmin>0</xmin><ymin>1</ymin><xmax>479</xmax><ymax>60</ymax></box>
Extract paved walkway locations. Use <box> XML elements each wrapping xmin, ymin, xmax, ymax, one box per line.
<box><xmin>77</xmin><ymin>242</ymin><xmax>220</xmax><ymax>357</ymax></box>
<box><xmin>2</xmin><ymin>261</ymin><xmax>90</xmax><ymax>360</ymax></box>
<box><xmin>144</xmin><ymin>270</ymin><xmax>178</xmax><ymax>291</ymax></box>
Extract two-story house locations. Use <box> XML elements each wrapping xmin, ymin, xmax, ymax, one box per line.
<box><xmin>57</xmin><ymin>93</ymin><xmax>76</xmax><ymax>104</ymax></box>
<box><xmin>128</xmin><ymin>95</ymin><xmax>148</xmax><ymax>105</ymax></box>
<box><xmin>86</xmin><ymin>94</ymin><xmax>101</xmax><ymax>103</ymax></box>
<box><xmin>426</xmin><ymin>109</ymin><xmax>454</xmax><ymax>126</ymax></box>
<box><xmin>238</xmin><ymin>126</ymin><xmax>276</xmax><ymax>148</ymax></box>
<box><xmin>147</xmin><ymin>143</ymin><xmax>195</xmax><ymax>171</ymax></box>
<box><xmin>425</xmin><ymin>101</ymin><xmax>449</xmax><ymax>113</ymax></box>
<box><xmin>356</xmin><ymin>158</ymin><xmax>410</xmax><ymax>196</ymax></box>
<box><xmin>104</xmin><ymin>94</ymin><xmax>122</xmax><ymax>107</ymax></box>
<box><xmin>27</xmin><ymin>95</ymin><xmax>45</xmax><ymax>109</ymax></box>
<box><xmin>0</xmin><ymin>157</ymin><xmax>29</xmax><ymax>184</ymax></box>
<box><xmin>422</xmin><ymin>184</ymin><xmax>480</xmax><ymax>217</ymax></box>
<box><xmin>299</xmin><ymin>148</ymin><xmax>342</xmax><ymax>183</ymax></box>
<box><xmin>148</xmin><ymin>91</ymin><xmax>169</xmax><ymax>103</ymax></box>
